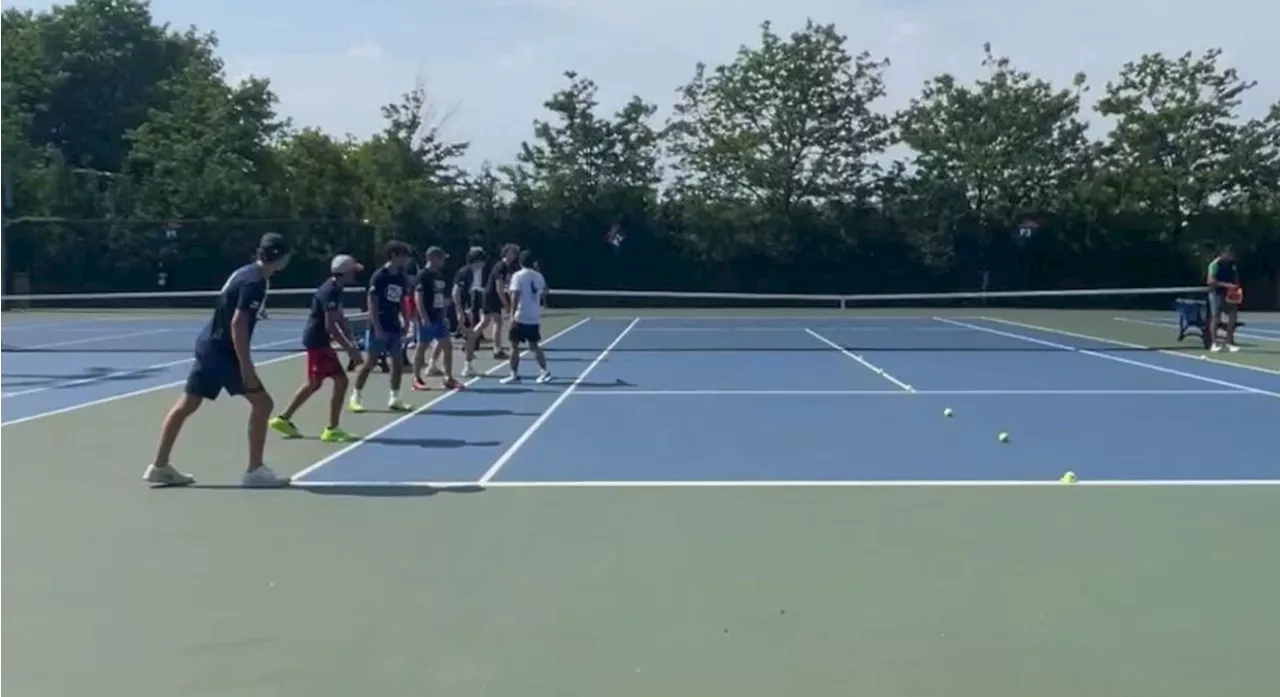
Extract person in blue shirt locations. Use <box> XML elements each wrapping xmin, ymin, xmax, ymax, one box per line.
<box><xmin>143</xmin><ymin>233</ymin><xmax>292</xmax><ymax>488</ymax></box>
<box><xmin>349</xmin><ymin>240</ymin><xmax>415</xmax><ymax>413</ymax></box>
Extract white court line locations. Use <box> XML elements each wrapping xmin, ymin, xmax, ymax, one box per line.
<box><xmin>936</xmin><ymin>317</ymin><xmax>1280</xmax><ymax>399</ymax></box>
<box><xmin>568</xmin><ymin>388</ymin><xmax>1248</xmax><ymax>396</ymax></box>
<box><xmin>292</xmin><ymin>478</ymin><xmax>1280</xmax><ymax>489</ymax></box>
<box><xmin>1113</xmin><ymin>315</ymin><xmax>1280</xmax><ymax>342</ymax></box>
<box><xmin>0</xmin><ymin>337</ymin><xmax>304</xmax><ymax>426</ymax></box>
<box><xmin>476</xmin><ymin>318</ymin><xmax>641</xmax><ymax>485</ymax></box>
<box><xmin>979</xmin><ymin>315</ymin><xmax>1280</xmax><ymax>377</ymax></box>
<box><xmin>804</xmin><ymin>328</ymin><xmax>914</xmax><ymax>391</ymax></box>
<box><xmin>288</xmin><ymin>317</ymin><xmax>595</xmax><ymax>483</ymax></box>
<box><xmin>3</xmin><ymin>327</ymin><xmax>172</xmax><ymax>350</ymax></box>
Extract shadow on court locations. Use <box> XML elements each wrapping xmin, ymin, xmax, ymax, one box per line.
<box><xmin>1</xmin><ymin>366</ymin><xmax>168</xmax><ymax>389</ymax></box>
<box><xmin>154</xmin><ymin>483</ymin><xmax>486</xmax><ymax>497</ymax></box>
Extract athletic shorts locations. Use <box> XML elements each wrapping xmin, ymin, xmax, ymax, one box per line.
<box><xmin>509</xmin><ymin>322</ymin><xmax>541</xmax><ymax>345</ymax></box>
<box><xmin>482</xmin><ymin>291</ymin><xmax>505</xmax><ymax>315</ymax></box>
<box><xmin>416</xmin><ymin>320</ymin><xmax>448</xmax><ymax>343</ymax></box>
<box><xmin>185</xmin><ymin>349</ymin><xmax>247</xmax><ymax>400</ymax></box>
<box><xmin>1208</xmin><ymin>291</ymin><xmax>1236</xmax><ymax>316</ymax></box>
<box><xmin>305</xmin><ymin>346</ymin><xmax>344</xmax><ymax>381</ymax></box>
<box><xmin>402</xmin><ymin>297</ymin><xmax>416</xmax><ymax>320</ymax></box>
<box><xmin>364</xmin><ymin>329</ymin><xmax>403</xmax><ymax>356</ymax></box>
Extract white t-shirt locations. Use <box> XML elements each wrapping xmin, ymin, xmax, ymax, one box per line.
<box><xmin>508</xmin><ymin>268</ymin><xmax>547</xmax><ymax>325</ymax></box>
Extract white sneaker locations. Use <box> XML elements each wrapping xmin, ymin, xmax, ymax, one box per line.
<box><xmin>242</xmin><ymin>465</ymin><xmax>289</xmax><ymax>488</ymax></box>
<box><xmin>1210</xmin><ymin>343</ymin><xmax>1224</xmax><ymax>352</ymax></box>
<box><xmin>143</xmin><ymin>464</ymin><xmax>196</xmax><ymax>486</ymax></box>
<box><xmin>535</xmin><ymin>372</ymin><xmax>553</xmax><ymax>384</ymax></box>
<box><xmin>500</xmin><ymin>374</ymin><xmax>522</xmax><ymax>385</ymax></box>
<box><xmin>461</xmin><ymin>363</ymin><xmax>476</xmax><ymax>378</ymax></box>
<box><xmin>1227</xmin><ymin>343</ymin><xmax>1241</xmax><ymax>353</ymax></box>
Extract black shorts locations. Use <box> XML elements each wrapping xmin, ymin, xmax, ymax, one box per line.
<box><xmin>509</xmin><ymin>322</ymin><xmax>541</xmax><ymax>345</ymax></box>
<box><xmin>478</xmin><ymin>290</ymin><xmax>504</xmax><ymax>315</ymax></box>
<box><xmin>185</xmin><ymin>349</ymin><xmax>246</xmax><ymax>400</ymax></box>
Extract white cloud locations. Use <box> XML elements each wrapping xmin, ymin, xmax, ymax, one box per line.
<box><xmin>224</xmin><ymin>0</ymin><xmax>1280</xmax><ymax>169</ymax></box>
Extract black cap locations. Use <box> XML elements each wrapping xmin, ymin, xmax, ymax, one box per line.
<box><xmin>258</xmin><ymin>233</ymin><xmax>289</xmax><ymax>262</ymax></box>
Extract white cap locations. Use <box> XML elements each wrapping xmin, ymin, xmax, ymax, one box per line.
<box><xmin>331</xmin><ymin>254</ymin><xmax>363</xmax><ymax>274</ymax></box>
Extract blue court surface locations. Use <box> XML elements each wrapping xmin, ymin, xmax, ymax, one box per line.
<box><xmin>0</xmin><ymin>313</ymin><xmax>306</xmax><ymax>425</ymax></box>
<box><xmin>281</xmin><ymin>314</ymin><xmax>1280</xmax><ymax>488</ymax></box>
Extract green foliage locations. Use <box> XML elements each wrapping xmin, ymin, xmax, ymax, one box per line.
<box><xmin>3</xmin><ymin>1</ymin><xmax>1278</xmax><ymax>305</ymax></box>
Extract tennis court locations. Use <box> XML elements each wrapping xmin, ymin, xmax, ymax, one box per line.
<box><xmin>3</xmin><ymin>288</ymin><xmax>1280</xmax><ymax>697</ymax></box>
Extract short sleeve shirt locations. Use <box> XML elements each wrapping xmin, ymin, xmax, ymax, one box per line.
<box><xmin>195</xmin><ymin>263</ymin><xmax>267</xmax><ymax>358</ymax></box>
<box><xmin>508</xmin><ymin>268</ymin><xmax>546</xmax><ymax>325</ymax></box>
<box><xmin>367</xmin><ymin>266</ymin><xmax>409</xmax><ymax>333</ymax></box>
<box><xmin>302</xmin><ymin>278</ymin><xmax>344</xmax><ymax>348</ymax></box>
<box><xmin>415</xmin><ymin>268</ymin><xmax>448</xmax><ymax>324</ymax></box>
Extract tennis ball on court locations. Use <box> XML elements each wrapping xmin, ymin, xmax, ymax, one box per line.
<box><xmin>943</xmin><ymin>408</ymin><xmax>953</xmax><ymax>417</ymax></box>
<box><xmin>1060</xmin><ymin>471</ymin><xmax>1077</xmax><ymax>485</ymax></box>
<box><xmin>997</xmin><ymin>432</ymin><xmax>1010</xmax><ymax>443</ymax></box>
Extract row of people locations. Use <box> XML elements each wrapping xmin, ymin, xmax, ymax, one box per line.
<box><xmin>142</xmin><ymin>235</ymin><xmax>550</xmax><ymax>488</ymax></box>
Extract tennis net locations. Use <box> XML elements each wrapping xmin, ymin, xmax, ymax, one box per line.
<box><xmin>538</xmin><ymin>285</ymin><xmax>1212</xmax><ymax>353</ymax></box>
<box><xmin>0</xmin><ymin>284</ymin><xmax>1210</xmax><ymax>353</ymax></box>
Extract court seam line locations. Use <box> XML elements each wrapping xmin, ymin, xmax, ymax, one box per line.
<box><xmin>566</xmin><ymin>388</ymin><xmax>1250</xmax><ymax>396</ymax></box>
<box><xmin>980</xmin><ymin>315</ymin><xmax>1280</xmax><ymax>377</ymax></box>
<box><xmin>476</xmin><ymin>317</ymin><xmax>642</xmax><ymax>485</ymax></box>
<box><xmin>804</xmin><ymin>328</ymin><xmax>914</xmax><ymax>391</ymax></box>
<box><xmin>287</xmin><ymin>317</ymin><xmax>596</xmax><ymax>483</ymax></box>
<box><xmin>1112</xmin><ymin>315</ymin><xmax>1280</xmax><ymax>343</ymax></box>
<box><xmin>936</xmin><ymin>317</ymin><xmax>1280</xmax><ymax>399</ymax></box>
<box><xmin>292</xmin><ymin>478</ymin><xmax>1280</xmax><ymax>488</ymax></box>
<box><xmin>0</xmin><ymin>336</ymin><xmax>304</xmax><ymax>422</ymax></box>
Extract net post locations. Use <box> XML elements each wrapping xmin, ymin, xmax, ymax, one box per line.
<box><xmin>839</xmin><ymin>297</ymin><xmax>847</xmax><ymax>310</ymax></box>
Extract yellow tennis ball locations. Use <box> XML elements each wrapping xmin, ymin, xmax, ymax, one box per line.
<box><xmin>1060</xmin><ymin>471</ymin><xmax>1077</xmax><ymax>485</ymax></box>
<box><xmin>943</xmin><ymin>408</ymin><xmax>953</xmax><ymax>417</ymax></box>
<box><xmin>997</xmin><ymin>432</ymin><xmax>1010</xmax><ymax>443</ymax></box>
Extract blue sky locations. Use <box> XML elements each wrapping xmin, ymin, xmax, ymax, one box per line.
<box><xmin>15</xmin><ymin>0</ymin><xmax>1280</xmax><ymax>170</ymax></box>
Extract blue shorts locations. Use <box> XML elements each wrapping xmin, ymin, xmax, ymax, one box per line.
<box><xmin>185</xmin><ymin>349</ymin><xmax>246</xmax><ymax>400</ymax></box>
<box><xmin>417</xmin><ymin>321</ymin><xmax>448</xmax><ymax>343</ymax></box>
<box><xmin>364</xmin><ymin>329</ymin><xmax>403</xmax><ymax>356</ymax></box>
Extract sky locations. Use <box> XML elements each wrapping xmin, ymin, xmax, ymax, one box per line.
<box><xmin>16</xmin><ymin>0</ymin><xmax>1280</xmax><ymax>170</ymax></box>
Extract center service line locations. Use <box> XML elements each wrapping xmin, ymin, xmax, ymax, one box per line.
<box><xmin>804</xmin><ymin>327</ymin><xmax>915</xmax><ymax>392</ymax></box>
<box><xmin>476</xmin><ymin>317</ymin><xmax>641</xmax><ymax>485</ymax></box>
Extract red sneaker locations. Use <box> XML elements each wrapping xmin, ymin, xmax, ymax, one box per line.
<box><xmin>443</xmin><ymin>378</ymin><xmax>464</xmax><ymax>391</ymax></box>
<box><xmin>412</xmin><ymin>378</ymin><xmax>430</xmax><ymax>391</ymax></box>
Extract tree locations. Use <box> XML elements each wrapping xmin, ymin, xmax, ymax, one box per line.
<box><xmin>666</xmin><ymin>20</ymin><xmax>890</xmax><ymax>264</ymax></box>
<box><xmin>895</xmin><ymin>43</ymin><xmax>1092</xmax><ymax>279</ymax></box>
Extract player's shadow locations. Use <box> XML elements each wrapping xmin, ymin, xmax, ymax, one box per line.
<box><xmin>295</xmin><ymin>483</ymin><xmax>485</xmax><ymax>498</ymax></box>
<box><xmin>157</xmin><ymin>483</ymin><xmax>485</xmax><ymax>497</ymax></box>
<box><xmin>1</xmin><ymin>366</ymin><xmax>167</xmax><ymax>388</ymax></box>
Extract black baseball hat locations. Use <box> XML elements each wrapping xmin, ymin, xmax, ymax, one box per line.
<box><xmin>257</xmin><ymin>233</ymin><xmax>290</xmax><ymax>262</ymax></box>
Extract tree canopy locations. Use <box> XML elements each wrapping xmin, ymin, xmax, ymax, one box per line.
<box><xmin>3</xmin><ymin>0</ymin><xmax>1278</xmax><ymax>305</ymax></box>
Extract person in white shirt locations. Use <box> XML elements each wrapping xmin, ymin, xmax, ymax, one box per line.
<box><xmin>502</xmin><ymin>250</ymin><xmax>552</xmax><ymax>384</ymax></box>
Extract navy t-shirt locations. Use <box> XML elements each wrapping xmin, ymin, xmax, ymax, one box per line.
<box><xmin>367</xmin><ymin>266</ymin><xmax>408</xmax><ymax>333</ymax></box>
<box><xmin>453</xmin><ymin>264</ymin><xmax>482</xmax><ymax>307</ymax></box>
<box><xmin>488</xmin><ymin>259</ymin><xmax>513</xmax><ymax>301</ymax></box>
<box><xmin>415</xmin><ymin>268</ymin><xmax>447</xmax><ymax>324</ymax></box>
<box><xmin>302</xmin><ymin>278</ymin><xmax>344</xmax><ymax>349</ymax></box>
<box><xmin>196</xmin><ymin>263</ymin><xmax>268</xmax><ymax>358</ymax></box>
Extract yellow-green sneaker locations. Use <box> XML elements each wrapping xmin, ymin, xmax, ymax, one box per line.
<box><xmin>388</xmin><ymin>399</ymin><xmax>413</xmax><ymax>412</ymax></box>
<box><xmin>319</xmin><ymin>427</ymin><xmax>356</xmax><ymax>443</ymax></box>
<box><xmin>269</xmin><ymin>415</ymin><xmax>302</xmax><ymax>439</ymax></box>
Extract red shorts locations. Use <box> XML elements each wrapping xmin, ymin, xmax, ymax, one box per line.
<box><xmin>402</xmin><ymin>297</ymin><xmax>416</xmax><ymax>320</ymax></box>
<box><xmin>305</xmin><ymin>346</ymin><xmax>344</xmax><ymax>381</ymax></box>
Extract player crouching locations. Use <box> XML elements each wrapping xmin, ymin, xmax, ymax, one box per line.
<box><xmin>411</xmin><ymin>246</ymin><xmax>463</xmax><ymax>391</ymax></box>
<box><xmin>269</xmin><ymin>254</ymin><xmax>364</xmax><ymax>443</ymax></box>
<box><xmin>501</xmin><ymin>250</ymin><xmax>553</xmax><ymax>385</ymax></box>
